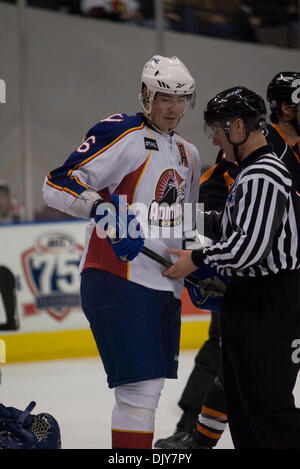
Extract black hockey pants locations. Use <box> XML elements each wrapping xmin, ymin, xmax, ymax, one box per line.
<box><xmin>221</xmin><ymin>270</ymin><xmax>300</xmax><ymax>449</ymax></box>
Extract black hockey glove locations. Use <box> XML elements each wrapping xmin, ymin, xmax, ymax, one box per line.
<box><xmin>185</xmin><ymin>265</ymin><xmax>228</xmax><ymax>313</ymax></box>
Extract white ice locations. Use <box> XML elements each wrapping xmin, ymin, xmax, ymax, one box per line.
<box><xmin>1</xmin><ymin>350</ymin><xmax>299</xmax><ymax>449</ymax></box>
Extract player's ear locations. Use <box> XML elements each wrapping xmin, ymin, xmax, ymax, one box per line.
<box><xmin>142</xmin><ymin>84</ymin><xmax>147</xmax><ymax>100</ymax></box>
<box><xmin>141</xmin><ymin>84</ymin><xmax>150</xmax><ymax>111</ymax></box>
<box><xmin>232</xmin><ymin>117</ymin><xmax>244</xmax><ymax>132</ymax></box>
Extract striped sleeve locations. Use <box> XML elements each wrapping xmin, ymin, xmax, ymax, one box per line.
<box><xmin>42</xmin><ymin>115</ymin><xmax>145</xmax><ymax>215</ymax></box>
<box><xmin>201</xmin><ymin>159</ymin><xmax>292</xmax><ymax>272</ymax></box>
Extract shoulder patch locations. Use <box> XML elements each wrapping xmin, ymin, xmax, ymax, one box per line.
<box><xmin>144</xmin><ymin>137</ymin><xmax>159</xmax><ymax>151</ymax></box>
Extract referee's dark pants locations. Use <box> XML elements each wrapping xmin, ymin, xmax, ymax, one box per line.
<box><xmin>221</xmin><ymin>270</ymin><xmax>300</xmax><ymax>449</ymax></box>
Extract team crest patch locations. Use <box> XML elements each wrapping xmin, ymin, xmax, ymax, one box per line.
<box><xmin>177</xmin><ymin>143</ymin><xmax>189</xmax><ymax>167</ymax></box>
<box><xmin>226</xmin><ymin>181</ymin><xmax>238</xmax><ymax>207</ymax></box>
<box><xmin>22</xmin><ymin>232</ymin><xmax>83</xmax><ymax>320</ymax></box>
<box><xmin>148</xmin><ymin>169</ymin><xmax>185</xmax><ymax>227</ymax></box>
<box><xmin>144</xmin><ymin>137</ymin><xmax>159</xmax><ymax>151</ymax></box>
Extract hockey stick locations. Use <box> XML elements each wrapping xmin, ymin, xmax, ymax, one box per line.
<box><xmin>141</xmin><ymin>246</ymin><xmax>227</xmax><ymax>307</ymax></box>
<box><xmin>141</xmin><ymin>246</ymin><xmax>204</xmax><ymax>287</ymax></box>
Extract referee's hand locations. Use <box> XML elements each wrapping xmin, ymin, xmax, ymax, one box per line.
<box><xmin>162</xmin><ymin>249</ymin><xmax>197</xmax><ymax>279</ymax></box>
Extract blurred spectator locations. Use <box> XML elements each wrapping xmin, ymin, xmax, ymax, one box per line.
<box><xmin>57</xmin><ymin>0</ymin><xmax>82</xmax><ymax>14</ymax></box>
<box><xmin>113</xmin><ymin>0</ymin><xmax>141</xmax><ymax>23</ymax></box>
<box><xmin>191</xmin><ymin>0</ymin><xmax>260</xmax><ymax>42</ymax></box>
<box><xmin>244</xmin><ymin>0</ymin><xmax>284</xmax><ymax>27</ymax></box>
<box><xmin>164</xmin><ymin>0</ymin><xmax>201</xmax><ymax>34</ymax></box>
<box><xmin>136</xmin><ymin>0</ymin><xmax>155</xmax><ymax>28</ymax></box>
<box><xmin>137</xmin><ymin>0</ymin><xmax>169</xmax><ymax>29</ymax></box>
<box><xmin>0</xmin><ymin>0</ymin><xmax>297</xmax><ymax>47</ymax></box>
<box><xmin>0</xmin><ymin>0</ymin><xmax>83</xmax><ymax>14</ymax></box>
<box><xmin>0</xmin><ymin>181</ymin><xmax>22</xmax><ymax>224</ymax></box>
<box><xmin>235</xmin><ymin>1</ymin><xmax>261</xmax><ymax>42</ymax></box>
<box><xmin>80</xmin><ymin>0</ymin><xmax>113</xmax><ymax>18</ymax></box>
<box><xmin>80</xmin><ymin>0</ymin><xmax>140</xmax><ymax>22</ymax></box>
<box><xmin>285</xmin><ymin>0</ymin><xmax>299</xmax><ymax>47</ymax></box>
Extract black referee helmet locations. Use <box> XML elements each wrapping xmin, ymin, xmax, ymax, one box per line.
<box><xmin>204</xmin><ymin>86</ymin><xmax>266</xmax><ymax>141</ymax></box>
<box><xmin>267</xmin><ymin>71</ymin><xmax>300</xmax><ymax>123</ymax></box>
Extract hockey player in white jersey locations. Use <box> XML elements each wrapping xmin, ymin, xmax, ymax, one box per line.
<box><xmin>43</xmin><ymin>55</ymin><xmax>201</xmax><ymax>449</ymax></box>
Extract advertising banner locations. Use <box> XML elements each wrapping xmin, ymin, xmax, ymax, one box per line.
<box><xmin>0</xmin><ymin>220</ymin><xmax>209</xmax><ymax>335</ymax></box>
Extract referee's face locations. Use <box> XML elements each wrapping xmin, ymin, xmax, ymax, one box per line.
<box><xmin>211</xmin><ymin>123</ymin><xmax>235</xmax><ymax>159</ymax></box>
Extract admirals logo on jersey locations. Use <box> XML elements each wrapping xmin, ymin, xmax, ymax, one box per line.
<box><xmin>21</xmin><ymin>232</ymin><xmax>83</xmax><ymax>320</ymax></box>
<box><xmin>148</xmin><ymin>169</ymin><xmax>185</xmax><ymax>227</ymax></box>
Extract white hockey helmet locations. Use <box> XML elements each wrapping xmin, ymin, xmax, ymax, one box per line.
<box><xmin>139</xmin><ymin>55</ymin><xmax>196</xmax><ymax>118</ymax></box>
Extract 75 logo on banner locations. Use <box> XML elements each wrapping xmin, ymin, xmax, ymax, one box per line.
<box><xmin>22</xmin><ymin>232</ymin><xmax>83</xmax><ymax>320</ymax></box>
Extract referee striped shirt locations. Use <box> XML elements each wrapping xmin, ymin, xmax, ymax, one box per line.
<box><xmin>192</xmin><ymin>145</ymin><xmax>300</xmax><ymax>277</ymax></box>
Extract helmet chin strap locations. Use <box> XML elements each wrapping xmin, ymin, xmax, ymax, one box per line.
<box><xmin>224</xmin><ymin>129</ymin><xmax>250</xmax><ymax>164</ymax></box>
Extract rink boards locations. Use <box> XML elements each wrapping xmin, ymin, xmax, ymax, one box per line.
<box><xmin>0</xmin><ymin>221</ymin><xmax>210</xmax><ymax>363</ymax></box>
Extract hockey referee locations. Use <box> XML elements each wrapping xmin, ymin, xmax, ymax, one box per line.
<box><xmin>163</xmin><ymin>86</ymin><xmax>300</xmax><ymax>449</ymax></box>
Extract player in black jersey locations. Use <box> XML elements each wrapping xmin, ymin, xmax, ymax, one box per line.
<box><xmin>266</xmin><ymin>71</ymin><xmax>300</xmax><ymax>192</ymax></box>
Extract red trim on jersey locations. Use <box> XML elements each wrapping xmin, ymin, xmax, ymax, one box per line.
<box><xmin>82</xmin><ymin>156</ymin><xmax>151</xmax><ymax>279</ymax></box>
<box><xmin>115</xmin><ymin>151</ymin><xmax>151</xmax><ymax>204</ymax></box>
<box><xmin>112</xmin><ymin>429</ymin><xmax>153</xmax><ymax>449</ymax></box>
<box><xmin>83</xmin><ymin>229</ymin><xmax>128</xmax><ymax>278</ymax></box>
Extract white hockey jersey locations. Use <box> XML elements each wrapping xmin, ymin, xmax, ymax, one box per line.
<box><xmin>43</xmin><ymin>113</ymin><xmax>201</xmax><ymax>298</ymax></box>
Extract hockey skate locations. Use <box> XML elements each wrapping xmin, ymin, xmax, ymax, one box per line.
<box><xmin>154</xmin><ymin>431</ymin><xmax>194</xmax><ymax>449</ymax></box>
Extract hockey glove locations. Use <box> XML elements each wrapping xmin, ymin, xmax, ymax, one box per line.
<box><xmin>184</xmin><ymin>265</ymin><xmax>229</xmax><ymax>313</ymax></box>
<box><xmin>0</xmin><ymin>401</ymin><xmax>61</xmax><ymax>449</ymax></box>
<box><xmin>91</xmin><ymin>194</ymin><xmax>144</xmax><ymax>262</ymax></box>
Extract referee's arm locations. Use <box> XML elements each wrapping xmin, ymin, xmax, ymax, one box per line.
<box><xmin>193</xmin><ymin>175</ymin><xmax>290</xmax><ymax>271</ymax></box>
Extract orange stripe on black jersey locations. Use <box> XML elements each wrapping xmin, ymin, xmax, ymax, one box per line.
<box><xmin>223</xmin><ymin>170</ymin><xmax>235</xmax><ymax>192</ymax></box>
<box><xmin>200</xmin><ymin>164</ymin><xmax>218</xmax><ymax>185</ymax></box>
<box><xmin>272</xmin><ymin>124</ymin><xmax>300</xmax><ymax>164</ymax></box>
<box><xmin>202</xmin><ymin>405</ymin><xmax>227</xmax><ymax>421</ymax></box>
<box><xmin>196</xmin><ymin>423</ymin><xmax>223</xmax><ymax>440</ymax></box>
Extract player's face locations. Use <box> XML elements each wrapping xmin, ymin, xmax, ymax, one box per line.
<box><xmin>151</xmin><ymin>93</ymin><xmax>188</xmax><ymax>133</ymax></box>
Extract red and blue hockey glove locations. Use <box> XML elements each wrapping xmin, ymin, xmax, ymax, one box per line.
<box><xmin>91</xmin><ymin>194</ymin><xmax>144</xmax><ymax>262</ymax></box>
<box><xmin>184</xmin><ymin>265</ymin><xmax>229</xmax><ymax>313</ymax></box>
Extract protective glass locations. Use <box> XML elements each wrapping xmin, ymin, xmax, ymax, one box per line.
<box><xmin>154</xmin><ymin>93</ymin><xmax>192</xmax><ymax>113</ymax></box>
<box><xmin>204</xmin><ymin>122</ymin><xmax>225</xmax><ymax>139</ymax></box>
